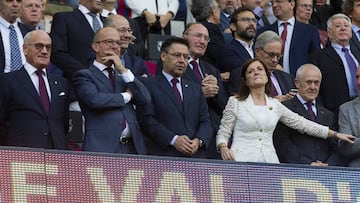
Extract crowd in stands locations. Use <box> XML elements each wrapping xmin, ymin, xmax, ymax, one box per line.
<box><xmin>0</xmin><ymin>0</ymin><xmax>360</xmax><ymax>168</ymax></box>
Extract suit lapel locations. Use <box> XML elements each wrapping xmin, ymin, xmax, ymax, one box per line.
<box><xmin>157</xmin><ymin>74</ymin><xmax>184</xmax><ymax>114</ymax></box>
<box><xmin>350</xmin><ymin>31</ymin><xmax>360</xmax><ymax>61</ymax></box>
<box><xmin>16</xmin><ymin>68</ymin><xmax>47</xmax><ymax>114</ymax></box>
<box><xmin>89</xmin><ymin>65</ymin><xmax>114</xmax><ymax>92</ymax></box>
<box><xmin>324</xmin><ymin>46</ymin><xmax>344</xmax><ymax>68</ymax></box>
<box><xmin>293</xmin><ymin>97</ymin><xmax>312</xmax><ymax>120</ymax></box>
<box><xmin>74</xmin><ymin>9</ymin><xmax>94</xmax><ymax>34</ymax></box>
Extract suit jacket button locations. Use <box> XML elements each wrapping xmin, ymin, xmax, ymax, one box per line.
<box><xmin>259</xmin><ymin>129</ymin><xmax>263</xmax><ymax>132</ymax></box>
<box><xmin>43</xmin><ymin>132</ymin><xmax>48</xmax><ymax>136</ymax></box>
<box><xmin>259</xmin><ymin>138</ymin><xmax>262</xmax><ymax>141</ymax></box>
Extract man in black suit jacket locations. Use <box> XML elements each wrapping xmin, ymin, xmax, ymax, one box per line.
<box><xmin>138</xmin><ymin>38</ymin><xmax>212</xmax><ymax>158</ymax></box>
<box><xmin>182</xmin><ymin>22</ymin><xmax>228</xmax><ymax>159</ymax></box>
<box><xmin>0</xmin><ymin>30</ymin><xmax>69</xmax><ymax>149</ymax></box>
<box><xmin>104</xmin><ymin>15</ymin><xmax>149</xmax><ymax>78</ymax></box>
<box><xmin>274</xmin><ymin>64</ymin><xmax>343</xmax><ymax>166</ymax></box>
<box><xmin>309</xmin><ymin>14</ymin><xmax>359</xmax><ymax>120</ymax></box>
<box><xmin>50</xmin><ymin>0</ymin><xmax>103</xmax><ymax>102</ymax></box>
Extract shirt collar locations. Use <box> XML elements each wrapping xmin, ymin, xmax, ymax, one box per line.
<box><xmin>162</xmin><ymin>70</ymin><xmax>181</xmax><ymax>84</ymax></box>
<box><xmin>277</xmin><ymin>17</ymin><xmax>295</xmax><ymax>27</ymax></box>
<box><xmin>24</xmin><ymin>62</ymin><xmax>47</xmax><ymax>76</ymax></box>
<box><xmin>296</xmin><ymin>93</ymin><xmax>316</xmax><ymax>106</ymax></box>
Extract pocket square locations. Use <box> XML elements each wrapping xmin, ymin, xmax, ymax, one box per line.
<box><xmin>58</xmin><ymin>92</ymin><xmax>66</xmax><ymax>96</ymax></box>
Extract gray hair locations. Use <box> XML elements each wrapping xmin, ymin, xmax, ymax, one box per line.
<box><xmin>191</xmin><ymin>0</ymin><xmax>216</xmax><ymax>22</ymax></box>
<box><xmin>327</xmin><ymin>13</ymin><xmax>352</xmax><ymax>31</ymax></box>
<box><xmin>295</xmin><ymin>63</ymin><xmax>322</xmax><ymax>80</ymax></box>
<box><xmin>254</xmin><ymin>30</ymin><xmax>282</xmax><ymax>49</ymax></box>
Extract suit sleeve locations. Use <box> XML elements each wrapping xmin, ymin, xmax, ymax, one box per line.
<box><xmin>72</xmin><ymin>70</ymin><xmax>128</xmax><ymax>109</ymax></box>
<box><xmin>50</xmin><ymin>13</ymin><xmax>88</xmax><ymax>79</ymax></box>
<box><xmin>195</xmin><ymin>87</ymin><xmax>213</xmax><ymax>147</ymax></box>
<box><xmin>338</xmin><ymin>103</ymin><xmax>360</xmax><ymax>158</ymax></box>
<box><xmin>309</xmin><ymin>26</ymin><xmax>321</xmax><ymax>54</ymax></box>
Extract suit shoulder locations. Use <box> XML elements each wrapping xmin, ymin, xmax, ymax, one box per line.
<box><xmin>339</xmin><ymin>99</ymin><xmax>358</xmax><ymax>111</ymax></box>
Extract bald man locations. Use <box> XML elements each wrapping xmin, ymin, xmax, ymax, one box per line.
<box><xmin>273</xmin><ymin>64</ymin><xmax>344</xmax><ymax>166</ymax></box>
<box><xmin>0</xmin><ymin>30</ymin><xmax>69</xmax><ymax>149</ymax></box>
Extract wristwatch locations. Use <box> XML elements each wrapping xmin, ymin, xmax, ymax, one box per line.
<box><xmin>199</xmin><ymin>139</ymin><xmax>204</xmax><ymax>148</ymax></box>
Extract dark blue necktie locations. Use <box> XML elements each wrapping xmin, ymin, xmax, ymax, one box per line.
<box><xmin>9</xmin><ymin>25</ymin><xmax>22</xmax><ymax>71</ymax></box>
<box><xmin>342</xmin><ymin>48</ymin><xmax>358</xmax><ymax>96</ymax></box>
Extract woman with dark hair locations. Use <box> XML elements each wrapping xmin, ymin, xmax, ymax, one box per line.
<box><xmin>216</xmin><ymin>59</ymin><xmax>355</xmax><ymax>163</ymax></box>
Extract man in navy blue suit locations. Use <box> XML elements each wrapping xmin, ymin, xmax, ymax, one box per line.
<box><xmin>222</xmin><ymin>8</ymin><xmax>257</xmax><ymax>95</ymax></box>
<box><xmin>104</xmin><ymin>14</ymin><xmax>149</xmax><ymax>78</ymax></box>
<box><xmin>73</xmin><ymin>27</ymin><xmax>150</xmax><ymax>154</ymax></box>
<box><xmin>0</xmin><ymin>30</ymin><xmax>69</xmax><ymax>149</ymax></box>
<box><xmin>257</xmin><ymin>0</ymin><xmax>320</xmax><ymax>77</ymax></box>
<box><xmin>138</xmin><ymin>38</ymin><xmax>212</xmax><ymax>158</ymax></box>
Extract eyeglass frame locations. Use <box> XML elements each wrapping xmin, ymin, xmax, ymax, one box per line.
<box><xmin>237</xmin><ymin>17</ymin><xmax>257</xmax><ymax>24</ymax></box>
<box><xmin>25</xmin><ymin>43</ymin><xmax>52</xmax><ymax>51</ymax></box>
<box><xmin>298</xmin><ymin>4</ymin><xmax>313</xmax><ymax>9</ymax></box>
<box><xmin>117</xmin><ymin>27</ymin><xmax>133</xmax><ymax>35</ymax></box>
<box><xmin>260</xmin><ymin>47</ymin><xmax>283</xmax><ymax>59</ymax></box>
<box><xmin>95</xmin><ymin>39</ymin><xmax>122</xmax><ymax>47</ymax></box>
<box><xmin>183</xmin><ymin>32</ymin><xmax>211</xmax><ymax>43</ymax></box>
<box><xmin>164</xmin><ymin>51</ymin><xmax>189</xmax><ymax>60</ymax></box>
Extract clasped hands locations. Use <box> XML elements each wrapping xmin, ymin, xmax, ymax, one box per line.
<box><xmin>201</xmin><ymin>74</ymin><xmax>219</xmax><ymax>98</ymax></box>
<box><xmin>174</xmin><ymin>136</ymin><xmax>201</xmax><ymax>156</ymax></box>
<box><xmin>144</xmin><ymin>10</ymin><xmax>172</xmax><ymax>28</ymax></box>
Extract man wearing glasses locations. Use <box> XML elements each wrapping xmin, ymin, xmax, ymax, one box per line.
<box><xmin>222</xmin><ymin>8</ymin><xmax>257</xmax><ymax>95</ymax></box>
<box><xmin>254</xmin><ymin>30</ymin><xmax>295</xmax><ymax>101</ymax></box>
<box><xmin>72</xmin><ymin>27</ymin><xmax>150</xmax><ymax>154</ymax></box>
<box><xmin>104</xmin><ymin>14</ymin><xmax>149</xmax><ymax>78</ymax></box>
<box><xmin>0</xmin><ymin>30</ymin><xmax>69</xmax><ymax>149</ymax></box>
<box><xmin>138</xmin><ymin>37</ymin><xmax>212</xmax><ymax>158</ymax></box>
<box><xmin>257</xmin><ymin>0</ymin><xmax>320</xmax><ymax>77</ymax></box>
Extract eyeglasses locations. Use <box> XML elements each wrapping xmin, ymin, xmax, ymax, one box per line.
<box><xmin>165</xmin><ymin>52</ymin><xmax>189</xmax><ymax>59</ymax></box>
<box><xmin>260</xmin><ymin>48</ymin><xmax>282</xmax><ymax>59</ymax></box>
<box><xmin>96</xmin><ymin>39</ymin><xmax>121</xmax><ymax>47</ymax></box>
<box><xmin>26</xmin><ymin>43</ymin><xmax>51</xmax><ymax>51</ymax></box>
<box><xmin>183</xmin><ymin>32</ymin><xmax>211</xmax><ymax>42</ymax></box>
<box><xmin>237</xmin><ymin>17</ymin><xmax>257</xmax><ymax>24</ymax></box>
<box><xmin>117</xmin><ymin>27</ymin><xmax>133</xmax><ymax>34</ymax></box>
<box><xmin>298</xmin><ymin>4</ymin><xmax>313</xmax><ymax>9</ymax></box>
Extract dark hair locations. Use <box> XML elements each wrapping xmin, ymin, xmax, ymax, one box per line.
<box><xmin>342</xmin><ymin>0</ymin><xmax>360</xmax><ymax>15</ymax></box>
<box><xmin>191</xmin><ymin>0</ymin><xmax>216</xmax><ymax>22</ymax></box>
<box><xmin>235</xmin><ymin>58</ymin><xmax>273</xmax><ymax>101</ymax></box>
<box><xmin>160</xmin><ymin>37</ymin><xmax>189</xmax><ymax>53</ymax></box>
<box><xmin>229</xmin><ymin>7</ymin><xmax>255</xmax><ymax>25</ymax></box>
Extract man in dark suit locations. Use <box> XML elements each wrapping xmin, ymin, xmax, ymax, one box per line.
<box><xmin>0</xmin><ymin>0</ymin><xmax>27</xmax><ymax>72</ymax></box>
<box><xmin>0</xmin><ymin>30</ymin><xmax>68</xmax><ymax>149</ymax></box>
<box><xmin>73</xmin><ymin>27</ymin><xmax>150</xmax><ymax>154</ymax></box>
<box><xmin>104</xmin><ymin>14</ymin><xmax>149</xmax><ymax>78</ymax></box>
<box><xmin>19</xmin><ymin>0</ymin><xmax>42</xmax><ymax>32</ymax></box>
<box><xmin>257</xmin><ymin>0</ymin><xmax>320</xmax><ymax>77</ymax></box>
<box><xmin>223</xmin><ymin>8</ymin><xmax>257</xmax><ymax>95</ymax></box>
<box><xmin>342</xmin><ymin>0</ymin><xmax>360</xmax><ymax>61</ymax></box>
<box><xmin>254</xmin><ymin>30</ymin><xmax>295</xmax><ymax>100</ymax></box>
<box><xmin>50</xmin><ymin>0</ymin><xmax>103</xmax><ymax>104</ymax></box>
<box><xmin>138</xmin><ymin>38</ymin><xmax>212</xmax><ymax>158</ymax></box>
<box><xmin>231</xmin><ymin>30</ymin><xmax>295</xmax><ymax>99</ymax></box>
<box><xmin>274</xmin><ymin>64</ymin><xmax>343</xmax><ymax>166</ymax></box>
<box><xmin>182</xmin><ymin>22</ymin><xmax>228</xmax><ymax>159</ymax></box>
<box><xmin>309</xmin><ymin>14</ymin><xmax>359</xmax><ymax>120</ymax></box>
<box><xmin>218</xmin><ymin>0</ymin><xmax>239</xmax><ymax>42</ymax></box>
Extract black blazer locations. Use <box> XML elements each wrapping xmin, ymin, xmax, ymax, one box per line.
<box><xmin>309</xmin><ymin>46</ymin><xmax>358</xmax><ymax>117</ymax></box>
<box><xmin>50</xmin><ymin>9</ymin><xmax>98</xmax><ymax>80</ymax></box>
<box><xmin>221</xmin><ymin>38</ymin><xmax>253</xmax><ymax>72</ymax></box>
<box><xmin>273</xmin><ymin>97</ymin><xmax>343</xmax><ymax>166</ymax></box>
